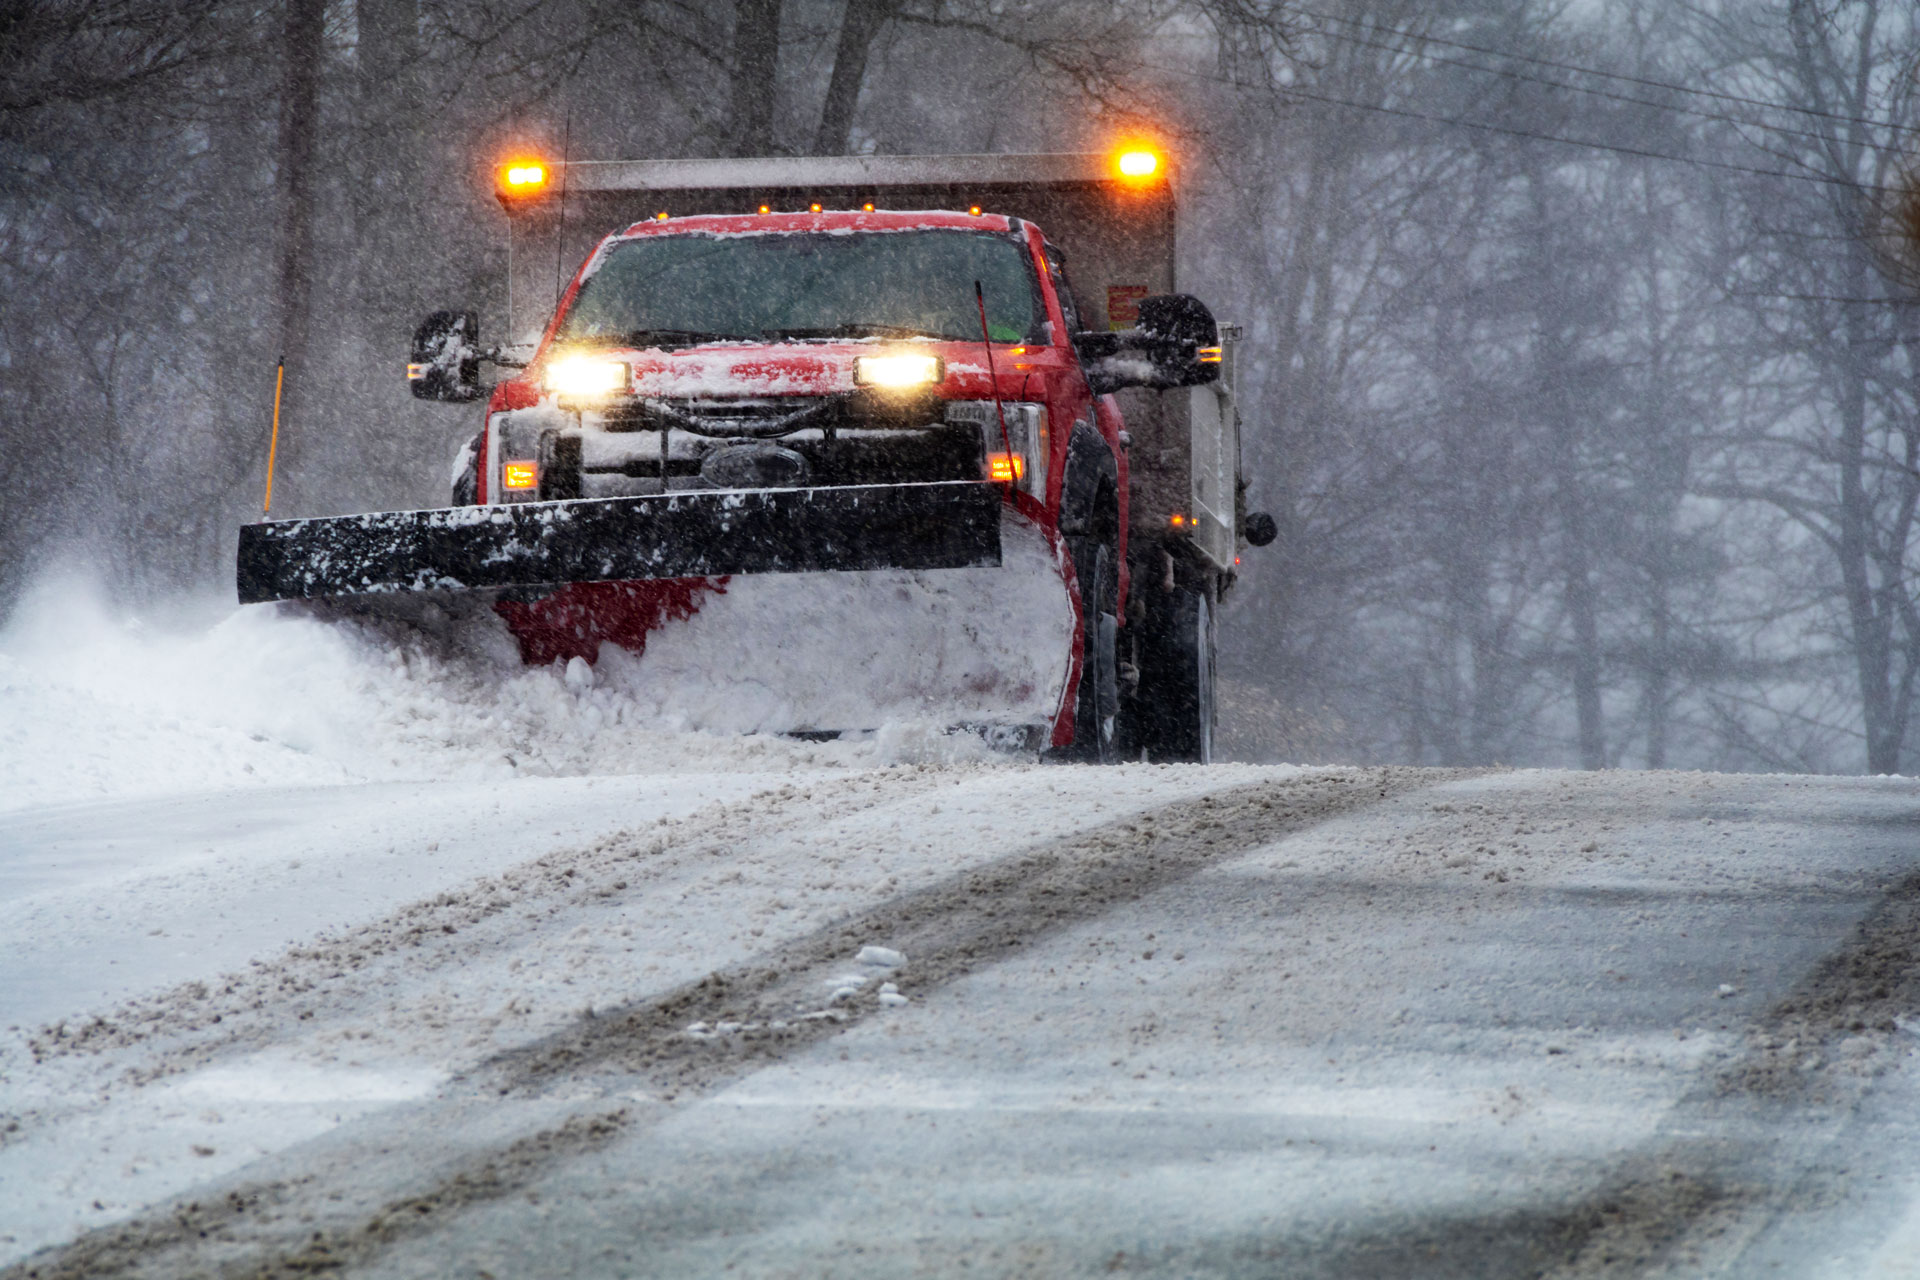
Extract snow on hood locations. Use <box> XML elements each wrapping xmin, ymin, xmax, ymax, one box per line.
<box><xmin>574</xmin><ymin>341</ymin><xmax>1010</xmax><ymax>400</ymax></box>
<box><xmin>622</xmin><ymin>345</ymin><xmax>858</xmax><ymax>397</ymax></box>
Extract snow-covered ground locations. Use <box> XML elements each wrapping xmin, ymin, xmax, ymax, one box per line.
<box><xmin>5</xmin><ymin>580</ymin><xmax>1920</xmax><ymax>1278</ymax></box>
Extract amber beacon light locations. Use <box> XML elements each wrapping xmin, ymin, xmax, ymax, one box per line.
<box><xmin>1115</xmin><ymin>148</ymin><xmax>1162</xmax><ymax>179</ymax></box>
<box><xmin>497</xmin><ymin>157</ymin><xmax>549</xmax><ymax>199</ymax></box>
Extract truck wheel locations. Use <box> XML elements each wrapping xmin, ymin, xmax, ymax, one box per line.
<box><xmin>1139</xmin><ymin>585</ymin><xmax>1214</xmax><ymax>763</ymax></box>
<box><xmin>1069</xmin><ymin>541</ymin><xmax>1120</xmax><ymax>764</ymax></box>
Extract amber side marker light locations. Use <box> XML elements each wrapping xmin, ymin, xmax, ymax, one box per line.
<box><xmin>987</xmin><ymin>453</ymin><xmax>1027</xmax><ymax>483</ymax></box>
<box><xmin>758</xmin><ymin>204</ymin><xmax>771</xmax><ymax>214</ymax></box>
<box><xmin>655</xmin><ymin>211</ymin><xmax>669</xmax><ymax>221</ymax></box>
<box><xmin>968</xmin><ymin>205</ymin><xmax>983</xmax><ymax>216</ymax></box>
<box><xmin>502</xmin><ymin>461</ymin><xmax>539</xmax><ymax>490</ymax></box>
<box><xmin>1116</xmin><ymin>149</ymin><xmax>1161</xmax><ymax>179</ymax></box>
<box><xmin>1170</xmin><ymin>513</ymin><xmax>1189</xmax><ymax>528</ymax></box>
<box><xmin>810</xmin><ymin>202</ymin><xmax>824</xmax><ymax>213</ymax></box>
<box><xmin>498</xmin><ymin>159</ymin><xmax>549</xmax><ymax>198</ymax></box>
<box><xmin>1198</xmin><ymin>345</ymin><xmax>1222</xmax><ymax>364</ymax></box>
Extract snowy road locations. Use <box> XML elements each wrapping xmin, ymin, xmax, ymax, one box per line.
<box><xmin>6</xmin><ymin>761</ymin><xmax>1920</xmax><ymax>1279</ymax></box>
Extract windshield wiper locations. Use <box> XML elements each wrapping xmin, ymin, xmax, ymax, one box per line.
<box><xmin>762</xmin><ymin>323</ymin><xmax>959</xmax><ymax>341</ymax></box>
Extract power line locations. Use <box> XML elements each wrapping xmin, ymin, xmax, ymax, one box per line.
<box><xmin>1265</xmin><ymin>79</ymin><xmax>1904</xmax><ymax>197</ymax></box>
<box><xmin>1296</xmin><ymin>6</ymin><xmax>1920</xmax><ymax>141</ymax></box>
<box><xmin>1302</xmin><ymin>21</ymin><xmax>1848</xmax><ymax>152</ymax></box>
<box><xmin>1728</xmin><ymin>292</ymin><xmax>1920</xmax><ymax>305</ymax></box>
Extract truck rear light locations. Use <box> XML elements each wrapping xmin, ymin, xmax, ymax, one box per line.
<box><xmin>502</xmin><ymin>461</ymin><xmax>539</xmax><ymax>490</ymax></box>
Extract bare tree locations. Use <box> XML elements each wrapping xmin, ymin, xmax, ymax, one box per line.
<box><xmin>814</xmin><ymin>0</ymin><xmax>899</xmax><ymax>154</ymax></box>
<box><xmin>1691</xmin><ymin>0</ymin><xmax>1920</xmax><ymax>772</ymax></box>
<box><xmin>271</xmin><ymin>0</ymin><xmax>326</xmax><ymax>473</ymax></box>
<box><xmin>729</xmin><ymin>0</ymin><xmax>783</xmax><ymax>155</ymax></box>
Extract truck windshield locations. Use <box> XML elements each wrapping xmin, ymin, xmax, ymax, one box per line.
<box><xmin>556</xmin><ymin>229</ymin><xmax>1047</xmax><ymax>347</ymax></box>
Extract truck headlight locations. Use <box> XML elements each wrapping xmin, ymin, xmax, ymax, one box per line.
<box><xmin>854</xmin><ymin>353</ymin><xmax>944</xmax><ymax>388</ymax></box>
<box><xmin>545</xmin><ymin>355</ymin><xmax>630</xmax><ymax>399</ymax></box>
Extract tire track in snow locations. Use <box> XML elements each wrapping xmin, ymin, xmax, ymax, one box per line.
<box><xmin>16</xmin><ymin>765</ymin><xmax>965</xmax><ymax>1075</ymax></box>
<box><xmin>1258</xmin><ymin>832</ymin><xmax>1920</xmax><ymax>1279</ymax></box>
<box><xmin>4</xmin><ymin>766</ymin><xmax>1460</xmax><ymax>1280</ymax></box>
<box><xmin>482</xmin><ymin>766</ymin><xmax>1461</xmax><ymax>1095</ymax></box>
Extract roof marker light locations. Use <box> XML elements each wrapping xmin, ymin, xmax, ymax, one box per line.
<box><xmin>810</xmin><ymin>202</ymin><xmax>823</xmax><ymax>213</ymax></box>
<box><xmin>655</xmin><ymin>211</ymin><xmax>668</xmax><ymax>221</ymax></box>
<box><xmin>969</xmin><ymin>205</ymin><xmax>982</xmax><ymax>216</ymax></box>
<box><xmin>758</xmin><ymin>203</ymin><xmax>771</xmax><ymax>214</ymax></box>
<box><xmin>862</xmin><ymin>202</ymin><xmax>875</xmax><ymax>212</ymax></box>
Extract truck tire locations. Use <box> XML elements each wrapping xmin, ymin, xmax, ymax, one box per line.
<box><xmin>1138</xmin><ymin>584</ymin><xmax>1214</xmax><ymax>763</ymax></box>
<box><xmin>1067</xmin><ymin>539</ymin><xmax>1120</xmax><ymax>764</ymax></box>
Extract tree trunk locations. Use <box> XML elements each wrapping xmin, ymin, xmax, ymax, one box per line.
<box><xmin>1530</xmin><ymin>170</ymin><xmax>1606</xmax><ymax>769</ymax></box>
<box><xmin>272</xmin><ymin>0</ymin><xmax>325</xmax><ymax>500</ymax></box>
<box><xmin>813</xmin><ymin>0</ymin><xmax>895</xmax><ymax>155</ymax></box>
<box><xmin>1835</xmin><ymin>300</ymin><xmax>1897</xmax><ymax>771</ymax></box>
<box><xmin>729</xmin><ymin>0</ymin><xmax>782</xmax><ymax>157</ymax></box>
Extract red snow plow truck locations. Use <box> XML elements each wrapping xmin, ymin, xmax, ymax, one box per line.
<box><xmin>236</xmin><ymin>148</ymin><xmax>1274</xmax><ymax>761</ymax></box>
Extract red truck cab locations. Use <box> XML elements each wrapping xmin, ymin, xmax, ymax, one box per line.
<box><xmin>451</xmin><ymin>207</ymin><xmax>1169</xmax><ymax>756</ymax></box>
<box><xmin>242</xmin><ymin>153</ymin><xmax>1260</xmax><ymax>761</ymax></box>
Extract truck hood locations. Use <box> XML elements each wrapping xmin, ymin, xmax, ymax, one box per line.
<box><xmin>556</xmin><ymin>340</ymin><xmax>1018</xmax><ymax>400</ymax></box>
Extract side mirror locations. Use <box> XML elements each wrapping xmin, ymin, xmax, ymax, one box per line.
<box><xmin>408</xmin><ymin>310</ymin><xmax>484</xmax><ymax>402</ymax></box>
<box><xmin>1072</xmin><ymin>293</ymin><xmax>1222</xmax><ymax>395</ymax></box>
<box><xmin>1243</xmin><ymin>512</ymin><xmax>1277</xmax><ymax>547</ymax></box>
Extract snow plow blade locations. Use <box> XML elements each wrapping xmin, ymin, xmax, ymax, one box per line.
<box><xmin>235</xmin><ymin>481</ymin><xmax>1002</xmax><ymax>604</ymax></box>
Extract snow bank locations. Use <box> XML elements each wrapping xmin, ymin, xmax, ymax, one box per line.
<box><xmin>0</xmin><ymin>570</ymin><xmax>1018</xmax><ymax>815</ymax></box>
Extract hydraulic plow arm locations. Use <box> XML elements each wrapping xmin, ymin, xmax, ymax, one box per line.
<box><xmin>236</xmin><ymin>481</ymin><xmax>1003</xmax><ymax>604</ymax></box>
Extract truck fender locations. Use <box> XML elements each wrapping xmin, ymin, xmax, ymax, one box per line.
<box><xmin>1057</xmin><ymin>419</ymin><xmax>1117</xmax><ymax>538</ymax></box>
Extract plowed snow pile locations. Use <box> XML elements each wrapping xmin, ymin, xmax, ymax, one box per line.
<box><xmin>0</xmin><ymin>573</ymin><xmax>997</xmax><ymax>814</ymax></box>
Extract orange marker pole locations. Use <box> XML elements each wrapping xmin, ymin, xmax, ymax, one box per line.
<box><xmin>263</xmin><ymin>359</ymin><xmax>285</xmax><ymax>516</ymax></box>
